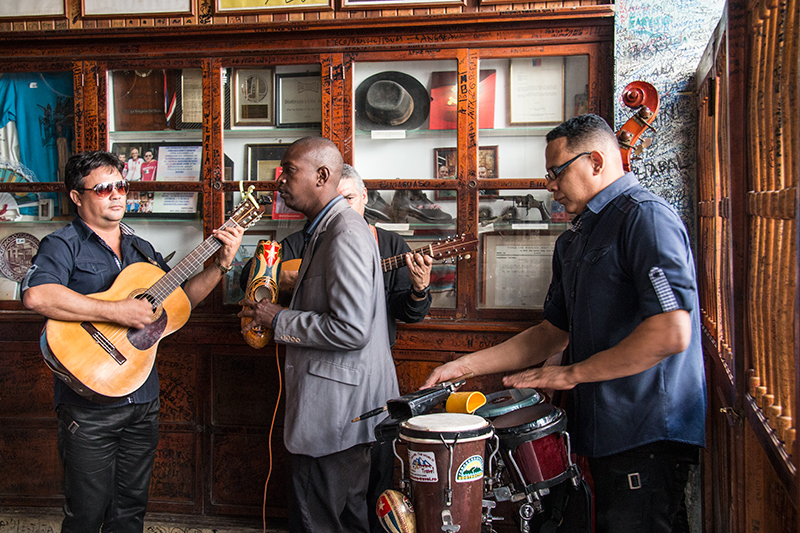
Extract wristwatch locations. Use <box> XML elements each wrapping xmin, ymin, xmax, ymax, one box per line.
<box><xmin>215</xmin><ymin>257</ymin><xmax>233</xmax><ymax>274</ymax></box>
<box><xmin>411</xmin><ymin>285</ymin><xmax>430</xmax><ymax>298</ymax></box>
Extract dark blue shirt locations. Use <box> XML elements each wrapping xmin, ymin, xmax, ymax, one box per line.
<box><xmin>22</xmin><ymin>217</ymin><xmax>169</xmax><ymax>409</ymax></box>
<box><xmin>542</xmin><ymin>172</ymin><xmax>706</xmax><ymax>457</ymax></box>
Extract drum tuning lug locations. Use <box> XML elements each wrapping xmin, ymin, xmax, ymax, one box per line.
<box><xmin>441</xmin><ymin>509</ymin><xmax>461</xmax><ymax>532</ymax></box>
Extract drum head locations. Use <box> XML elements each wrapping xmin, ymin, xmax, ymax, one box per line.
<box><xmin>474</xmin><ymin>388</ymin><xmax>542</xmax><ymax>418</ymax></box>
<box><xmin>491</xmin><ymin>403</ymin><xmax>562</xmax><ymax>435</ymax></box>
<box><xmin>400</xmin><ymin>413</ymin><xmax>492</xmax><ymax>443</ymax></box>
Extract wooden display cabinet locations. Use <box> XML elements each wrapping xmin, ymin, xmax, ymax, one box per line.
<box><xmin>0</xmin><ymin>8</ymin><xmax>613</xmax><ymax>520</ymax></box>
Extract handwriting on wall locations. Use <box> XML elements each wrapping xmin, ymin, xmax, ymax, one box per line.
<box><xmin>615</xmin><ymin>0</ymin><xmax>724</xmax><ymax>240</ymax></box>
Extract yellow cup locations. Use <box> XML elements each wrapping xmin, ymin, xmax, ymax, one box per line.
<box><xmin>446</xmin><ymin>391</ymin><xmax>487</xmax><ymax>414</ymax></box>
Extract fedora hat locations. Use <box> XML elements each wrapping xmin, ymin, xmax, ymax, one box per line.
<box><xmin>355</xmin><ymin>71</ymin><xmax>430</xmax><ymax>130</ymax></box>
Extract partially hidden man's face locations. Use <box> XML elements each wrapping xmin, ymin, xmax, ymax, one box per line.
<box><xmin>337</xmin><ymin>178</ymin><xmax>368</xmax><ymax>218</ymax></box>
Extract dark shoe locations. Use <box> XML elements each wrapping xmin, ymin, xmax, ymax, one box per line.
<box><xmin>392</xmin><ymin>190</ymin><xmax>453</xmax><ymax>223</ymax></box>
<box><xmin>365</xmin><ymin>190</ymin><xmax>392</xmax><ymax>222</ymax></box>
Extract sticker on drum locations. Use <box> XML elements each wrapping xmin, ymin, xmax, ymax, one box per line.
<box><xmin>456</xmin><ymin>455</ymin><xmax>484</xmax><ymax>483</ymax></box>
<box><xmin>409</xmin><ymin>450</ymin><xmax>439</xmax><ymax>482</ymax></box>
<box><xmin>474</xmin><ymin>388</ymin><xmax>542</xmax><ymax>419</ymax></box>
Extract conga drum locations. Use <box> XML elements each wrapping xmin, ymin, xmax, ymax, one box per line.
<box><xmin>491</xmin><ymin>403</ymin><xmax>574</xmax><ymax>492</ymax></box>
<box><xmin>399</xmin><ymin>413</ymin><xmax>493</xmax><ymax>533</ymax></box>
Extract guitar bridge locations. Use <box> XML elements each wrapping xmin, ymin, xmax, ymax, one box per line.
<box><xmin>81</xmin><ymin>322</ymin><xmax>127</xmax><ymax>365</ymax></box>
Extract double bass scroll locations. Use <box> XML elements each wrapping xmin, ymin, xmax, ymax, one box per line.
<box><xmin>616</xmin><ymin>81</ymin><xmax>660</xmax><ymax>171</ymax></box>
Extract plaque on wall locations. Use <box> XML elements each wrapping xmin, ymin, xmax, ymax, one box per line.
<box><xmin>276</xmin><ymin>73</ymin><xmax>322</xmax><ymax>129</ymax></box>
<box><xmin>0</xmin><ymin>0</ymin><xmax>65</xmax><ymax>18</ymax></box>
<box><xmin>82</xmin><ymin>0</ymin><xmax>193</xmax><ymax>17</ymax></box>
<box><xmin>112</xmin><ymin>70</ymin><xmax>177</xmax><ymax>132</ymax></box>
<box><xmin>233</xmin><ymin>69</ymin><xmax>274</xmax><ymax>127</ymax></box>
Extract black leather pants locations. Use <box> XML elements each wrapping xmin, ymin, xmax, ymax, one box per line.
<box><xmin>57</xmin><ymin>399</ymin><xmax>160</xmax><ymax>533</ymax></box>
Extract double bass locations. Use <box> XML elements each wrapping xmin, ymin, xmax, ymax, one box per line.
<box><xmin>616</xmin><ymin>81</ymin><xmax>660</xmax><ymax>171</ymax></box>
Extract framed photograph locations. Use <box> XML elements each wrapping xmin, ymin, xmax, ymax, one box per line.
<box><xmin>38</xmin><ymin>199</ymin><xmax>54</xmax><ymax>221</ymax></box>
<box><xmin>0</xmin><ymin>0</ymin><xmax>65</xmax><ymax>18</ymax></box>
<box><xmin>276</xmin><ymin>73</ymin><xmax>322</xmax><ymax>129</ymax></box>
<box><xmin>481</xmin><ymin>233</ymin><xmax>560</xmax><ymax>309</ymax></box>
<box><xmin>342</xmin><ymin>0</ymin><xmax>464</xmax><ymax>8</ymax></box>
<box><xmin>82</xmin><ymin>0</ymin><xmax>193</xmax><ymax>17</ymax></box>
<box><xmin>233</xmin><ymin>69</ymin><xmax>274</xmax><ymax>127</ymax></box>
<box><xmin>245</xmin><ymin>144</ymin><xmax>287</xmax><ymax>182</ymax></box>
<box><xmin>216</xmin><ymin>0</ymin><xmax>331</xmax><ymax>14</ymax></box>
<box><xmin>509</xmin><ymin>57</ymin><xmax>565</xmax><ymax>125</ymax></box>
<box><xmin>433</xmin><ymin>146</ymin><xmax>498</xmax><ymax>200</ymax></box>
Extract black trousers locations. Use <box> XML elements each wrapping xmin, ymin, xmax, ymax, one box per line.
<box><xmin>57</xmin><ymin>399</ymin><xmax>160</xmax><ymax>533</ymax></box>
<box><xmin>288</xmin><ymin>444</ymin><xmax>372</xmax><ymax>533</ymax></box>
<box><xmin>367</xmin><ymin>440</ymin><xmax>395</xmax><ymax>533</ymax></box>
<box><xmin>588</xmin><ymin>441</ymin><xmax>699</xmax><ymax>533</ymax></box>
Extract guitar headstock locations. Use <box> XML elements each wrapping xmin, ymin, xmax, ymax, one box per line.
<box><xmin>230</xmin><ymin>193</ymin><xmax>266</xmax><ymax>230</ymax></box>
<box><xmin>428</xmin><ymin>233</ymin><xmax>478</xmax><ymax>262</ymax></box>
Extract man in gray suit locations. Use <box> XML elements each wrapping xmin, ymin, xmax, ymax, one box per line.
<box><xmin>239</xmin><ymin>137</ymin><xmax>398</xmax><ymax>533</ymax></box>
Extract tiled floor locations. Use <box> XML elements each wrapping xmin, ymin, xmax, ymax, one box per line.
<box><xmin>0</xmin><ymin>508</ymin><xmax>287</xmax><ymax>533</ymax></box>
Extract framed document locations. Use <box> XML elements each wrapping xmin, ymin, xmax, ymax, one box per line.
<box><xmin>177</xmin><ymin>69</ymin><xmax>203</xmax><ymax>129</ymax></box>
<box><xmin>481</xmin><ymin>233</ymin><xmax>560</xmax><ymax>309</ymax></box>
<box><xmin>0</xmin><ymin>0</ymin><xmax>65</xmax><ymax>18</ymax></box>
<box><xmin>276</xmin><ymin>73</ymin><xmax>322</xmax><ymax>129</ymax></box>
<box><xmin>216</xmin><ymin>0</ymin><xmax>331</xmax><ymax>14</ymax></box>
<box><xmin>509</xmin><ymin>57</ymin><xmax>565</xmax><ymax>125</ymax></box>
<box><xmin>343</xmin><ymin>0</ymin><xmax>464</xmax><ymax>8</ymax></box>
<box><xmin>82</xmin><ymin>0</ymin><xmax>193</xmax><ymax>17</ymax></box>
<box><xmin>233</xmin><ymin>69</ymin><xmax>274</xmax><ymax>127</ymax></box>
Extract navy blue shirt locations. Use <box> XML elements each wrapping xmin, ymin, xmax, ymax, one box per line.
<box><xmin>542</xmin><ymin>172</ymin><xmax>706</xmax><ymax>457</ymax></box>
<box><xmin>22</xmin><ymin>217</ymin><xmax>169</xmax><ymax>409</ymax></box>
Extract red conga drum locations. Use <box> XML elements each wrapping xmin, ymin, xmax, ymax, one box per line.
<box><xmin>399</xmin><ymin>413</ymin><xmax>493</xmax><ymax>533</ymax></box>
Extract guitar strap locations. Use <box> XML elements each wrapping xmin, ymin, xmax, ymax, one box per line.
<box><xmin>131</xmin><ymin>240</ymin><xmax>160</xmax><ymax>267</ymax></box>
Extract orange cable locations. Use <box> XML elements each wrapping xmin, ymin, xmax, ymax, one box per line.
<box><xmin>263</xmin><ymin>342</ymin><xmax>282</xmax><ymax>533</ymax></box>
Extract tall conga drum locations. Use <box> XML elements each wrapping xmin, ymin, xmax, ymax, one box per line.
<box><xmin>399</xmin><ymin>413</ymin><xmax>492</xmax><ymax>533</ymax></box>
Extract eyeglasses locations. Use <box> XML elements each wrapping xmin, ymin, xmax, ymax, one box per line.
<box><xmin>78</xmin><ymin>180</ymin><xmax>129</xmax><ymax>197</ymax></box>
<box><xmin>545</xmin><ymin>152</ymin><xmax>592</xmax><ymax>183</ymax></box>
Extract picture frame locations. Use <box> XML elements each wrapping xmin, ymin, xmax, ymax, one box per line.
<box><xmin>82</xmin><ymin>0</ymin><xmax>193</xmax><ymax>17</ymax></box>
<box><xmin>509</xmin><ymin>57</ymin><xmax>565</xmax><ymax>125</ymax></box>
<box><xmin>481</xmin><ymin>232</ymin><xmax>560</xmax><ymax>309</ymax></box>
<box><xmin>216</xmin><ymin>0</ymin><xmax>331</xmax><ymax>15</ymax></box>
<box><xmin>233</xmin><ymin>68</ymin><xmax>274</xmax><ymax>127</ymax></box>
<box><xmin>176</xmin><ymin>69</ymin><xmax>203</xmax><ymax>129</ymax></box>
<box><xmin>433</xmin><ymin>146</ymin><xmax>498</xmax><ymax>200</ymax></box>
<box><xmin>275</xmin><ymin>73</ymin><xmax>322</xmax><ymax>129</ymax></box>
<box><xmin>342</xmin><ymin>0</ymin><xmax>464</xmax><ymax>8</ymax></box>
<box><xmin>0</xmin><ymin>0</ymin><xmax>66</xmax><ymax>18</ymax></box>
<box><xmin>38</xmin><ymin>199</ymin><xmax>54</xmax><ymax>221</ymax></box>
<box><xmin>244</xmin><ymin>144</ymin><xmax>304</xmax><ymax>220</ymax></box>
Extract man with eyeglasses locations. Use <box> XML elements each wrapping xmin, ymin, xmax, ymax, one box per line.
<box><xmin>422</xmin><ymin>114</ymin><xmax>706</xmax><ymax>533</ymax></box>
<box><xmin>21</xmin><ymin>150</ymin><xmax>244</xmax><ymax>533</ymax></box>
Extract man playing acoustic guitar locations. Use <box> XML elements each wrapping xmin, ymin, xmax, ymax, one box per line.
<box><xmin>21</xmin><ymin>151</ymin><xmax>243</xmax><ymax>533</ymax></box>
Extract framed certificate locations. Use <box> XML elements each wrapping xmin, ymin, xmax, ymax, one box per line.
<box><xmin>0</xmin><ymin>0</ymin><xmax>65</xmax><ymax>18</ymax></box>
<box><xmin>216</xmin><ymin>0</ymin><xmax>331</xmax><ymax>14</ymax></box>
<box><xmin>342</xmin><ymin>0</ymin><xmax>464</xmax><ymax>8</ymax></box>
<box><xmin>276</xmin><ymin>73</ymin><xmax>322</xmax><ymax>129</ymax></box>
<box><xmin>509</xmin><ymin>57</ymin><xmax>565</xmax><ymax>125</ymax></box>
<box><xmin>82</xmin><ymin>0</ymin><xmax>193</xmax><ymax>17</ymax></box>
<box><xmin>233</xmin><ymin>69</ymin><xmax>274</xmax><ymax>127</ymax></box>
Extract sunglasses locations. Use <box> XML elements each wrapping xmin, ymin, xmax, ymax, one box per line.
<box><xmin>545</xmin><ymin>152</ymin><xmax>592</xmax><ymax>183</ymax></box>
<box><xmin>78</xmin><ymin>180</ymin><xmax>129</xmax><ymax>197</ymax></box>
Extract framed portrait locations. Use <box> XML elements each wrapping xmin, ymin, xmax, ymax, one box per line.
<box><xmin>216</xmin><ymin>0</ymin><xmax>331</xmax><ymax>14</ymax></box>
<box><xmin>233</xmin><ymin>69</ymin><xmax>274</xmax><ymax>127</ymax></box>
<box><xmin>82</xmin><ymin>0</ymin><xmax>193</xmax><ymax>17</ymax></box>
<box><xmin>276</xmin><ymin>73</ymin><xmax>322</xmax><ymax>129</ymax></box>
<box><xmin>509</xmin><ymin>57</ymin><xmax>565</xmax><ymax>125</ymax></box>
<box><xmin>0</xmin><ymin>0</ymin><xmax>65</xmax><ymax>18</ymax></box>
<box><xmin>433</xmin><ymin>146</ymin><xmax>498</xmax><ymax>199</ymax></box>
<box><xmin>342</xmin><ymin>0</ymin><xmax>464</xmax><ymax>8</ymax></box>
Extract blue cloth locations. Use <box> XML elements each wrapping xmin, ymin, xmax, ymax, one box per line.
<box><xmin>542</xmin><ymin>172</ymin><xmax>706</xmax><ymax>458</ymax></box>
<box><xmin>22</xmin><ymin>217</ymin><xmax>169</xmax><ymax>409</ymax></box>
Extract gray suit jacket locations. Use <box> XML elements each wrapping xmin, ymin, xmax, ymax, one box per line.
<box><xmin>274</xmin><ymin>199</ymin><xmax>399</xmax><ymax>457</ymax></box>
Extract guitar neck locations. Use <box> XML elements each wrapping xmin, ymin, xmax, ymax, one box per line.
<box><xmin>381</xmin><ymin>244</ymin><xmax>433</xmax><ymax>273</ymax></box>
<box><xmin>146</xmin><ymin>218</ymin><xmax>237</xmax><ymax>304</ymax></box>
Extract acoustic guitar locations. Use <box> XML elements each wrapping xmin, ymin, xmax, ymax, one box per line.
<box><xmin>41</xmin><ymin>197</ymin><xmax>265</xmax><ymax>401</ymax></box>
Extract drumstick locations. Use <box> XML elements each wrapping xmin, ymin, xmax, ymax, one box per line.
<box><xmin>352</xmin><ymin>405</ymin><xmax>388</xmax><ymax>423</ymax></box>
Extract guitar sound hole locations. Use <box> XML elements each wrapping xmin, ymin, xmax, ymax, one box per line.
<box><xmin>136</xmin><ymin>293</ymin><xmax>158</xmax><ymax>313</ymax></box>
